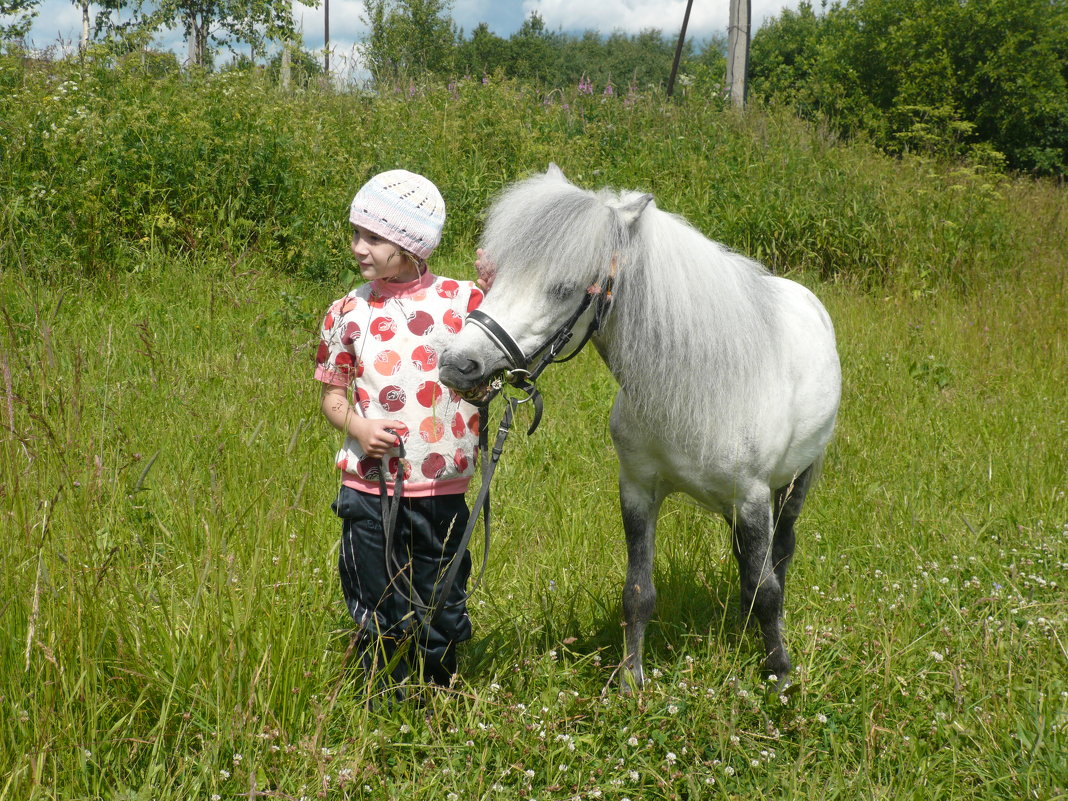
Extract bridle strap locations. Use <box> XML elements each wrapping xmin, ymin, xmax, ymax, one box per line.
<box><xmin>468</xmin><ymin>254</ymin><xmax>618</xmax><ymax>379</ymax></box>
<box><xmin>464</xmin><ymin>310</ymin><xmax>527</xmax><ymax>370</ymax></box>
<box><xmin>480</xmin><ymin>258</ymin><xmax>617</xmax><ymax>383</ymax></box>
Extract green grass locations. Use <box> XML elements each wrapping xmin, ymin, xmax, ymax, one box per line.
<box><xmin>1</xmin><ymin>56</ymin><xmax>1066</xmax><ymax>801</ymax></box>
<box><xmin>0</xmin><ymin>53</ymin><xmax>1023</xmax><ymax>291</ymax></box>
<box><xmin>2</xmin><ymin>235</ymin><xmax>1065</xmax><ymax>798</ymax></box>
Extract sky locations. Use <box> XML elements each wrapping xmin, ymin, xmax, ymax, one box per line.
<box><xmin>21</xmin><ymin>0</ymin><xmax>803</xmax><ymax>71</ymax></box>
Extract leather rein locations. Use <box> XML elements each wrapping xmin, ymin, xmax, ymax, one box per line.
<box><xmin>377</xmin><ymin>257</ymin><xmax>618</xmax><ymax>624</ymax></box>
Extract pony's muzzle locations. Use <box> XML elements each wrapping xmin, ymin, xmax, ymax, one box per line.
<box><xmin>439</xmin><ymin>352</ymin><xmax>485</xmax><ymax>391</ymax></box>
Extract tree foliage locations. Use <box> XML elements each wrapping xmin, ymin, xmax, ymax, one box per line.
<box><xmin>750</xmin><ymin>0</ymin><xmax>1068</xmax><ymax>174</ymax></box>
<box><xmin>88</xmin><ymin>0</ymin><xmax>309</xmax><ymax>66</ymax></box>
<box><xmin>361</xmin><ymin>0</ymin><xmax>456</xmax><ymax>86</ymax></box>
<box><xmin>158</xmin><ymin>0</ymin><xmax>306</xmax><ymax>65</ymax></box>
<box><xmin>360</xmin><ymin>5</ymin><xmax>723</xmax><ymax>92</ymax></box>
<box><xmin>0</xmin><ymin>0</ymin><xmax>38</xmax><ymax>41</ymax></box>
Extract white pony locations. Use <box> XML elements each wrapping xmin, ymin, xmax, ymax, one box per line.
<box><xmin>440</xmin><ymin>165</ymin><xmax>841</xmax><ymax>684</ymax></box>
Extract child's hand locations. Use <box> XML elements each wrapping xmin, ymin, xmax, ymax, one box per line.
<box><xmin>356</xmin><ymin>418</ymin><xmax>407</xmax><ymax>458</ymax></box>
<box><xmin>475</xmin><ymin>248</ymin><xmax>497</xmax><ymax>291</ymax></box>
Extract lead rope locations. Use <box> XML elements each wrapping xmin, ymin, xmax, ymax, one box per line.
<box><xmin>377</xmin><ymin>254</ymin><xmax>618</xmax><ymax>625</ymax></box>
<box><xmin>378</xmin><ymin>398</ymin><xmax>517</xmax><ymax>625</ymax></box>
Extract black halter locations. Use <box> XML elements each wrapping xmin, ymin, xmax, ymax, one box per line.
<box><xmin>463</xmin><ymin>257</ymin><xmax>619</xmax><ymax>430</ymax></box>
<box><xmin>376</xmin><ymin>259</ymin><xmax>618</xmax><ymax>625</ymax></box>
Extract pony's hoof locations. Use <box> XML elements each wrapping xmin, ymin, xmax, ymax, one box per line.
<box><xmin>773</xmin><ymin>673</ymin><xmax>798</xmax><ymax>696</ymax></box>
<box><xmin>764</xmin><ymin>648</ymin><xmax>792</xmax><ymax>681</ymax></box>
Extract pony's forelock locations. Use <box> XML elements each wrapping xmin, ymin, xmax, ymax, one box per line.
<box><xmin>480</xmin><ymin>174</ymin><xmax>626</xmax><ymax>293</ymax></box>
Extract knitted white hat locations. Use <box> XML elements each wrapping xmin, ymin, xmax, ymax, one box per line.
<box><xmin>349</xmin><ymin>170</ymin><xmax>446</xmax><ymax>260</ymax></box>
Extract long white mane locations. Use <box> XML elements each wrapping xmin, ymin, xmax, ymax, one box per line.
<box><xmin>480</xmin><ymin>170</ymin><xmax>780</xmax><ymax>445</ymax></box>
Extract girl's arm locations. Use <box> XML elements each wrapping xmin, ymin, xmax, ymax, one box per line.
<box><xmin>320</xmin><ymin>385</ymin><xmax>406</xmax><ymax>458</ymax></box>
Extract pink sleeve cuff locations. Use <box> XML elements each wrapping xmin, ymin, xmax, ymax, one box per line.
<box><xmin>315</xmin><ymin>366</ymin><xmax>351</xmax><ymax>387</ymax></box>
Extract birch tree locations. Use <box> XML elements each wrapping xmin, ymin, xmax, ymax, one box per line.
<box><xmin>92</xmin><ymin>0</ymin><xmax>311</xmax><ymax>66</ymax></box>
<box><xmin>361</xmin><ymin>0</ymin><xmax>455</xmax><ymax>87</ymax></box>
<box><xmin>155</xmin><ymin>0</ymin><xmax>309</xmax><ymax>66</ymax></box>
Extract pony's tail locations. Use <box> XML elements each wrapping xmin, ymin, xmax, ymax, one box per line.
<box><xmin>806</xmin><ymin>451</ymin><xmax>827</xmax><ymax>493</ymax></box>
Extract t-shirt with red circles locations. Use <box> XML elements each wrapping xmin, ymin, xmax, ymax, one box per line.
<box><xmin>315</xmin><ymin>271</ymin><xmax>484</xmax><ymax>497</ymax></box>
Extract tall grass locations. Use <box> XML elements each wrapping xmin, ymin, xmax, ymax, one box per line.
<box><xmin>0</xmin><ymin>52</ymin><xmax>1029</xmax><ymax>290</ymax></box>
<box><xmin>1</xmin><ymin>55</ymin><xmax>1066</xmax><ymax>800</ymax></box>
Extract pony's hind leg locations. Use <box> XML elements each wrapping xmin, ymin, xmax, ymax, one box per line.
<box><xmin>619</xmin><ymin>476</ymin><xmax>665</xmax><ymax>691</ymax></box>
<box><xmin>772</xmin><ymin>464</ymin><xmax>816</xmax><ymax>600</ymax></box>
<box><xmin>729</xmin><ymin>493</ymin><xmax>791</xmax><ymax>678</ymax></box>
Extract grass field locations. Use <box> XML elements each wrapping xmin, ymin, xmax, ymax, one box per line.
<box><xmin>1</xmin><ymin>61</ymin><xmax>1066</xmax><ymax>801</ymax></box>
<box><xmin>2</xmin><ymin>231</ymin><xmax>1065</xmax><ymax>798</ymax></box>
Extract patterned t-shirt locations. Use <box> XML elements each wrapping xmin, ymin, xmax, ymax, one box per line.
<box><xmin>314</xmin><ymin>271</ymin><xmax>484</xmax><ymax>497</ymax></box>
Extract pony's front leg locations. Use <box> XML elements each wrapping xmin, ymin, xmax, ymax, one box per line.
<box><xmin>619</xmin><ymin>476</ymin><xmax>665</xmax><ymax>691</ymax></box>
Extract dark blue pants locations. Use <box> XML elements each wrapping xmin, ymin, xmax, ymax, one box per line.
<box><xmin>332</xmin><ymin>486</ymin><xmax>472</xmax><ymax>686</ymax></box>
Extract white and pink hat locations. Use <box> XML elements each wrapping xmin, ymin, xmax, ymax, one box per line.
<box><xmin>349</xmin><ymin>170</ymin><xmax>446</xmax><ymax>260</ymax></box>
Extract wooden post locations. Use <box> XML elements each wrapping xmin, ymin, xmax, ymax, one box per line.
<box><xmin>725</xmin><ymin>0</ymin><xmax>751</xmax><ymax>108</ymax></box>
<box><xmin>666</xmin><ymin>0</ymin><xmax>695</xmax><ymax>97</ymax></box>
<box><xmin>281</xmin><ymin>41</ymin><xmax>292</xmax><ymax>89</ymax></box>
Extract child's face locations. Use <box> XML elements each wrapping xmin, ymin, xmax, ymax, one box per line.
<box><xmin>351</xmin><ymin>225</ymin><xmax>420</xmax><ymax>283</ymax></box>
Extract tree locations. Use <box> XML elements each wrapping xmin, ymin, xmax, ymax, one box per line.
<box><xmin>266</xmin><ymin>43</ymin><xmax>322</xmax><ymax>86</ymax></box>
<box><xmin>361</xmin><ymin>0</ymin><xmax>455</xmax><ymax>87</ymax></box>
<box><xmin>507</xmin><ymin>11</ymin><xmax>554</xmax><ymax>81</ymax></box>
<box><xmin>750</xmin><ymin>0</ymin><xmax>1068</xmax><ymax>173</ymax></box>
<box><xmin>161</xmin><ymin>0</ymin><xmax>309</xmax><ymax>66</ymax></box>
<box><xmin>92</xmin><ymin>0</ymin><xmax>311</xmax><ymax>67</ymax></box>
<box><xmin>0</xmin><ymin>0</ymin><xmax>38</xmax><ymax>41</ymax></box>
<box><xmin>454</xmin><ymin>21</ymin><xmax>507</xmax><ymax>77</ymax></box>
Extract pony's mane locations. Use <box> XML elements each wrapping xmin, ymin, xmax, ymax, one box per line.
<box><xmin>481</xmin><ymin>171</ymin><xmax>780</xmax><ymax>447</ymax></box>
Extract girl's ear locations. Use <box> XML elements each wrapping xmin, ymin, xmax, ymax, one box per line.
<box><xmin>615</xmin><ymin>193</ymin><xmax>654</xmax><ymax>230</ymax></box>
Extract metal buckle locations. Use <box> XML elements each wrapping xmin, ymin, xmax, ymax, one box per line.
<box><xmin>502</xmin><ymin>369</ymin><xmax>538</xmax><ymax>404</ymax></box>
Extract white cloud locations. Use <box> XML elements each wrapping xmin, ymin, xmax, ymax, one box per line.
<box><xmin>523</xmin><ymin>0</ymin><xmax>725</xmax><ymax>36</ymax></box>
<box><xmin>522</xmin><ymin>0</ymin><xmax>798</xmax><ymax>38</ymax></box>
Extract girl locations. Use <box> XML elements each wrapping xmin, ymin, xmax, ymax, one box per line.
<box><xmin>314</xmin><ymin>170</ymin><xmax>490</xmax><ymax>689</ymax></box>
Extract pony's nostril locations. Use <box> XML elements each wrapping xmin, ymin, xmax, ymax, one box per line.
<box><xmin>455</xmin><ymin>357</ymin><xmax>479</xmax><ymax>375</ymax></box>
<box><xmin>441</xmin><ymin>352</ymin><xmax>480</xmax><ymax>378</ymax></box>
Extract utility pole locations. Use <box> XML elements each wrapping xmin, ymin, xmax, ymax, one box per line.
<box><xmin>323</xmin><ymin>0</ymin><xmax>330</xmax><ymax>78</ymax></box>
<box><xmin>725</xmin><ymin>0</ymin><xmax>751</xmax><ymax>107</ymax></box>
<box><xmin>666</xmin><ymin>0</ymin><xmax>694</xmax><ymax>97</ymax></box>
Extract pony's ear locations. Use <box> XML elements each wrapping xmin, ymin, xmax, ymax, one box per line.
<box><xmin>546</xmin><ymin>163</ymin><xmax>567</xmax><ymax>180</ymax></box>
<box><xmin>616</xmin><ymin>193</ymin><xmax>654</xmax><ymax>229</ymax></box>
